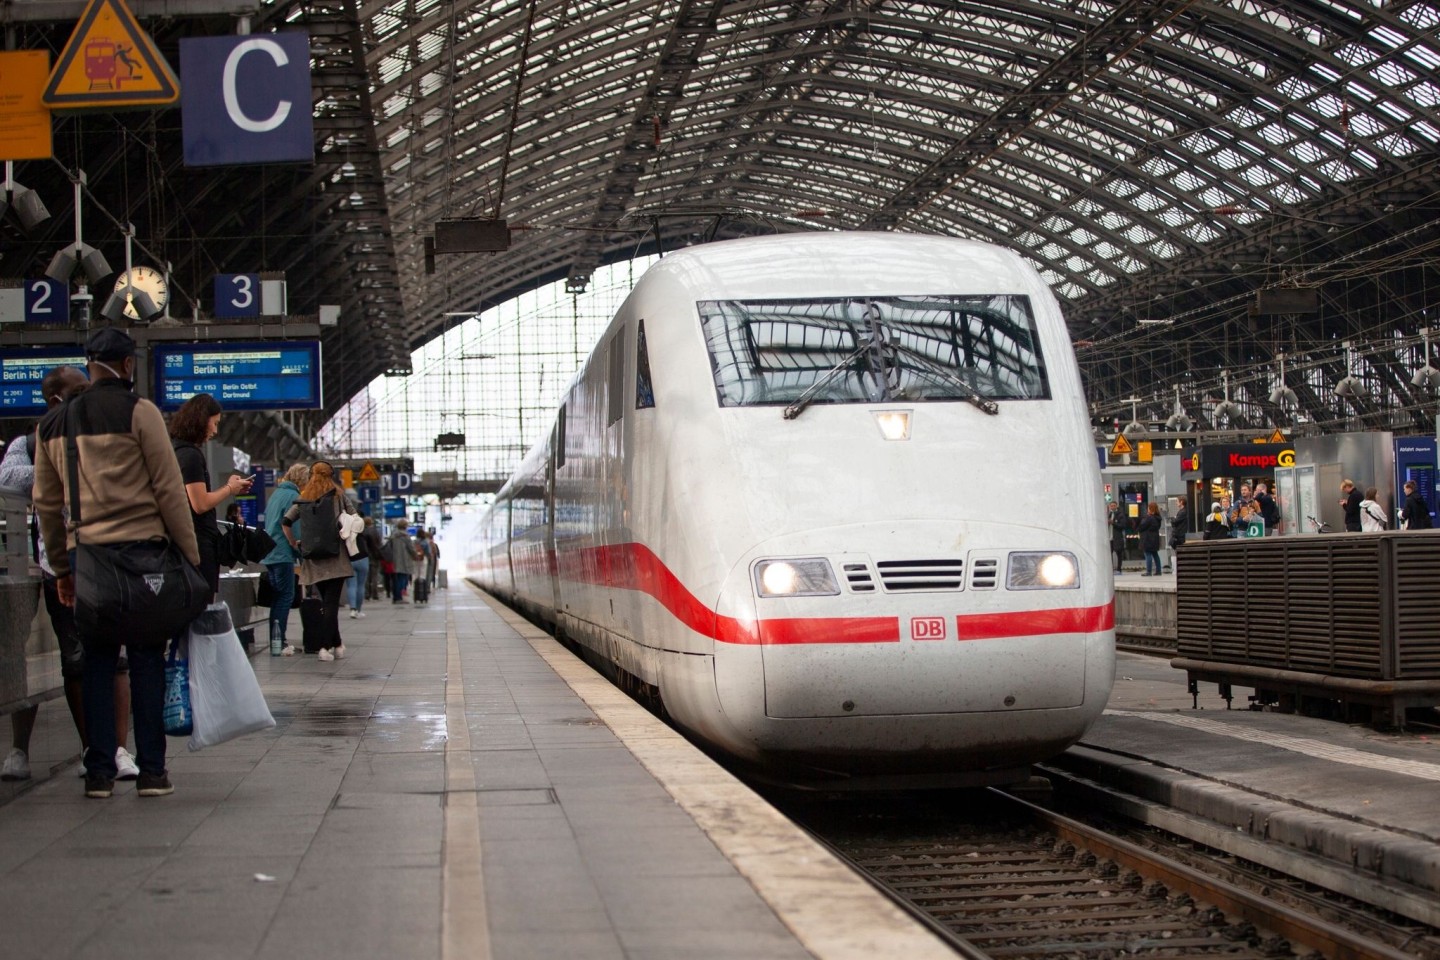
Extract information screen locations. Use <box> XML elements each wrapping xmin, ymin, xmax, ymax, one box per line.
<box><xmin>0</xmin><ymin>347</ymin><xmax>87</xmax><ymax>417</ymax></box>
<box><xmin>153</xmin><ymin>340</ymin><xmax>322</xmax><ymax>412</ymax></box>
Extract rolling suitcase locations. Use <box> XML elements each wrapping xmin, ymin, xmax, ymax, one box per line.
<box><xmin>299</xmin><ymin>595</ymin><xmax>326</xmax><ymax>653</ymax></box>
<box><xmin>413</xmin><ymin>576</ymin><xmax>430</xmax><ymax>605</ymax></box>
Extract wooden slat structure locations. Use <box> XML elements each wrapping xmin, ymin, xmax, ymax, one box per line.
<box><xmin>1173</xmin><ymin>532</ymin><xmax>1440</xmax><ymax>728</ymax></box>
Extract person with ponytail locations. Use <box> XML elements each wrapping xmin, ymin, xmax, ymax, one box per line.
<box><xmin>280</xmin><ymin>461</ymin><xmax>356</xmax><ymax>661</ymax></box>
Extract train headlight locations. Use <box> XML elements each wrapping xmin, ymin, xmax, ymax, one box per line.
<box><xmin>754</xmin><ymin>559</ymin><xmax>840</xmax><ymax>597</ymax></box>
<box><xmin>873</xmin><ymin>410</ymin><xmax>911</xmax><ymax>440</ymax></box>
<box><xmin>1007</xmin><ymin>552</ymin><xmax>1080</xmax><ymax>590</ymax></box>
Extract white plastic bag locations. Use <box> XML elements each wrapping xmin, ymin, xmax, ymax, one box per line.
<box><xmin>187</xmin><ymin>602</ymin><xmax>275</xmax><ymax>751</ymax></box>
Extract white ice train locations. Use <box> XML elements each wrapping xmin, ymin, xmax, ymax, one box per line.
<box><xmin>469</xmin><ymin>232</ymin><xmax>1115</xmax><ymax>788</ymax></box>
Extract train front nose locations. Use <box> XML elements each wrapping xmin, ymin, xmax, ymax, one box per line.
<box><xmin>707</xmin><ymin>522</ymin><xmax>1114</xmax><ymax>767</ymax></box>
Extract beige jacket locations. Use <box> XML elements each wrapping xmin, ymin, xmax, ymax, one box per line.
<box><xmin>33</xmin><ymin>378</ymin><xmax>200</xmax><ymax>576</ymax></box>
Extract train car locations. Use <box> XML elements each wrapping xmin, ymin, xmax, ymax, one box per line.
<box><xmin>470</xmin><ymin>232</ymin><xmax>1114</xmax><ymax>788</ymax></box>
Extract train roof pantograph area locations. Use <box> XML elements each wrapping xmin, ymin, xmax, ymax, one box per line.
<box><xmin>1</xmin><ymin>0</ymin><xmax>1438</xmax><ymax>460</ymax></box>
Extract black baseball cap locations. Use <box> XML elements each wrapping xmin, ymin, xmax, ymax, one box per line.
<box><xmin>85</xmin><ymin>326</ymin><xmax>137</xmax><ymax>361</ymax></box>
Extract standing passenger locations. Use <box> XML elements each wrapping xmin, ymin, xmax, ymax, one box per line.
<box><xmin>344</xmin><ymin>511</ymin><xmax>370</xmax><ymax>619</ymax></box>
<box><xmin>261</xmin><ymin>463</ymin><xmax>309</xmax><ymax>656</ymax></box>
<box><xmin>168</xmin><ymin>393</ymin><xmax>252</xmax><ymax>598</ymax></box>
<box><xmin>1400</xmin><ymin>480</ymin><xmax>1433</xmax><ymax>530</ymax></box>
<box><xmin>1137</xmin><ymin>502</ymin><xmax>1162</xmax><ymax>576</ymax></box>
<box><xmin>1359</xmin><ymin>487</ymin><xmax>1388</xmax><ymax>532</ymax></box>
<box><xmin>1339</xmin><ymin>480</ymin><xmax>1364</xmax><ymax>532</ymax></box>
<box><xmin>387</xmin><ymin>524</ymin><xmax>419</xmax><ymax>602</ymax></box>
<box><xmin>1168</xmin><ymin>497</ymin><xmax>1188</xmax><ymax>571</ymax></box>
<box><xmin>1203</xmin><ymin>502</ymin><xmax>1230</xmax><ymax>540</ymax></box>
<box><xmin>281</xmin><ymin>462</ymin><xmax>355</xmax><ymax>661</ymax></box>
<box><xmin>0</xmin><ymin>367</ymin><xmax>135</xmax><ymax>783</ymax></box>
<box><xmin>32</xmin><ymin>328</ymin><xmax>200</xmax><ymax>799</ymax></box>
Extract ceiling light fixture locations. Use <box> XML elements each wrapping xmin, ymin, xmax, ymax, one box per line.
<box><xmin>1334</xmin><ymin>341</ymin><xmax>1367</xmax><ymax>399</ymax></box>
<box><xmin>1269</xmin><ymin>351</ymin><xmax>1299</xmax><ymax>407</ymax></box>
<box><xmin>1412</xmin><ymin>328</ymin><xmax>1440</xmax><ymax>389</ymax></box>
<box><xmin>1213</xmin><ymin>370</ymin><xmax>1244</xmax><ymax>422</ymax></box>
<box><xmin>1164</xmin><ymin>384</ymin><xmax>1193</xmax><ymax>431</ymax></box>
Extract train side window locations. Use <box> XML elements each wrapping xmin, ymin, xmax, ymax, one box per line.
<box><xmin>607</xmin><ymin>331</ymin><xmax>625</xmax><ymax>426</ymax></box>
<box><xmin>635</xmin><ymin>319</ymin><xmax>655</xmax><ymax>409</ymax></box>
<box><xmin>556</xmin><ymin>404</ymin><xmax>567</xmax><ymax>468</ymax></box>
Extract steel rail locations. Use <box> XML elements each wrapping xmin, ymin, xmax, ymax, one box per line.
<box><xmin>997</xmin><ymin>789</ymin><xmax>1418</xmax><ymax>960</ymax></box>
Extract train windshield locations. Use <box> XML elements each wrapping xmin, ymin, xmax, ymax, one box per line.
<box><xmin>698</xmin><ymin>295</ymin><xmax>1050</xmax><ymax>409</ymax></box>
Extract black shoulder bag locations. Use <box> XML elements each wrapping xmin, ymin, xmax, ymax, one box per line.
<box><xmin>65</xmin><ymin>404</ymin><xmax>210</xmax><ymax>647</ymax></box>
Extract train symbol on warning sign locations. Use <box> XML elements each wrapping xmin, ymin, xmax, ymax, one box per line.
<box><xmin>85</xmin><ymin>40</ymin><xmax>144</xmax><ymax>89</ymax></box>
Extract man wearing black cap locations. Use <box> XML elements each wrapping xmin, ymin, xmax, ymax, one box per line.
<box><xmin>32</xmin><ymin>326</ymin><xmax>199</xmax><ymax>799</ymax></box>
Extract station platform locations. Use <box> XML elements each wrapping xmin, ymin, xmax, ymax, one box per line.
<box><xmin>1064</xmin><ymin>650</ymin><xmax>1440</xmax><ymax>928</ymax></box>
<box><xmin>0</xmin><ymin>583</ymin><xmax>953</xmax><ymax>960</ymax></box>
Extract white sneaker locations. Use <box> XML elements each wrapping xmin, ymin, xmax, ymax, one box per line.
<box><xmin>1</xmin><ymin>748</ymin><xmax>31</xmax><ymax>781</ymax></box>
<box><xmin>281</xmin><ymin>644</ymin><xmax>296</xmax><ymax>657</ymax></box>
<box><xmin>317</xmin><ymin>649</ymin><xmax>335</xmax><ymax>662</ymax></box>
<box><xmin>333</xmin><ymin>645</ymin><xmax>347</xmax><ymax>660</ymax></box>
<box><xmin>348</xmin><ymin>609</ymin><xmax>357</xmax><ymax>619</ymax></box>
<box><xmin>356</xmin><ymin>611</ymin><xmax>366</xmax><ymax>619</ymax></box>
<box><xmin>115</xmin><ymin>747</ymin><xmax>139</xmax><ymax>781</ymax></box>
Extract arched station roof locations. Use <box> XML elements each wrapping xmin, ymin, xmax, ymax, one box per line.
<box><xmin>3</xmin><ymin>0</ymin><xmax>1438</xmax><ymax>456</ymax></box>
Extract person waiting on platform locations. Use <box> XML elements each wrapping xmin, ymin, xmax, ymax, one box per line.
<box><xmin>1359</xmin><ymin>487</ymin><xmax>1388</xmax><ymax>532</ymax></box>
<box><xmin>1400</xmin><ymin>480</ymin><xmax>1433</xmax><ymax>530</ymax></box>
<box><xmin>261</xmin><ymin>463</ymin><xmax>309</xmax><ymax>657</ymax></box>
<box><xmin>1339</xmin><ymin>479</ymin><xmax>1364</xmax><ymax>532</ymax></box>
<box><xmin>1107</xmin><ymin>501</ymin><xmax>1126</xmax><ymax>574</ymax></box>
<box><xmin>1137</xmin><ymin>502</ymin><xmax>1162</xmax><ymax>576</ymax></box>
<box><xmin>0</xmin><ymin>366</ymin><xmax>136</xmax><ymax>784</ymax></box>
<box><xmin>386</xmin><ymin>524</ymin><xmax>421</xmax><ymax>602</ymax></box>
<box><xmin>1167</xmin><ymin>497</ymin><xmax>1187</xmax><ymax>569</ymax></box>
<box><xmin>169</xmin><ymin>393</ymin><xmax>252</xmax><ymax>599</ymax></box>
<box><xmin>1253</xmin><ymin>482</ymin><xmax>1279</xmax><ymax>534</ymax></box>
<box><xmin>1203</xmin><ymin>501</ymin><xmax>1230</xmax><ymax>540</ymax></box>
<box><xmin>281</xmin><ymin>462</ymin><xmax>356</xmax><ymax>662</ymax></box>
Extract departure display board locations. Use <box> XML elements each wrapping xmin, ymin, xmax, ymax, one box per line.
<box><xmin>0</xmin><ymin>347</ymin><xmax>87</xmax><ymax>416</ymax></box>
<box><xmin>154</xmin><ymin>340</ymin><xmax>322</xmax><ymax>412</ymax></box>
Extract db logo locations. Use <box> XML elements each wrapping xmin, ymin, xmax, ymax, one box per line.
<box><xmin>911</xmin><ymin>616</ymin><xmax>946</xmax><ymax>640</ymax></box>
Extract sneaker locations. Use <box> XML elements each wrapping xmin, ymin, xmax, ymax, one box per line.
<box><xmin>115</xmin><ymin>747</ymin><xmax>140</xmax><ymax>781</ymax></box>
<box><xmin>356</xmin><ymin>611</ymin><xmax>366</xmax><ymax>619</ymax></box>
<box><xmin>333</xmin><ymin>644</ymin><xmax>347</xmax><ymax>660</ymax></box>
<box><xmin>136</xmin><ymin>772</ymin><xmax>173</xmax><ymax>797</ymax></box>
<box><xmin>348</xmin><ymin>609</ymin><xmax>357</xmax><ymax>619</ymax></box>
<box><xmin>281</xmin><ymin>644</ymin><xmax>296</xmax><ymax>657</ymax></box>
<box><xmin>317</xmin><ymin>649</ymin><xmax>335</xmax><ymax>662</ymax></box>
<box><xmin>1</xmin><ymin>748</ymin><xmax>31</xmax><ymax>781</ymax></box>
<box><xmin>85</xmin><ymin>775</ymin><xmax>114</xmax><ymax>799</ymax></box>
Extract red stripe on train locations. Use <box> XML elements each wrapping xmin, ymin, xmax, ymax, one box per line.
<box><xmin>548</xmin><ymin>541</ymin><xmax>1111</xmax><ymax>646</ymax></box>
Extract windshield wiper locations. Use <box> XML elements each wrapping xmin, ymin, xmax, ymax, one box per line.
<box><xmin>783</xmin><ymin>339</ymin><xmax>873</xmax><ymax>420</ymax></box>
<box><xmin>884</xmin><ymin>339</ymin><xmax>999</xmax><ymax>415</ymax></box>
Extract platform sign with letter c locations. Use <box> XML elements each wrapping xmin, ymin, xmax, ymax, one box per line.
<box><xmin>214</xmin><ymin>274</ymin><xmax>260</xmax><ymax>318</ymax></box>
<box><xmin>180</xmin><ymin>33</ymin><xmax>313</xmax><ymax>167</ymax></box>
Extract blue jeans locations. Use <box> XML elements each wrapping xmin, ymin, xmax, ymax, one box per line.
<box><xmin>347</xmin><ymin>557</ymin><xmax>370</xmax><ymax>611</ymax></box>
<box><xmin>266</xmin><ymin>562</ymin><xmax>296</xmax><ymax>649</ymax></box>
<box><xmin>1144</xmin><ymin>550</ymin><xmax>1161</xmax><ymax>575</ymax></box>
<box><xmin>392</xmin><ymin>572</ymin><xmax>410</xmax><ymax>600</ymax></box>
<box><xmin>82</xmin><ymin>640</ymin><xmax>164</xmax><ymax>778</ymax></box>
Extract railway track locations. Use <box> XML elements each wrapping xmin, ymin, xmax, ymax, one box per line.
<box><xmin>780</xmin><ymin>789</ymin><xmax>1425</xmax><ymax>960</ymax></box>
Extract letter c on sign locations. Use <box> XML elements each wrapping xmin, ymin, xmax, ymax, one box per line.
<box><xmin>222</xmin><ymin>38</ymin><xmax>292</xmax><ymax>133</ymax></box>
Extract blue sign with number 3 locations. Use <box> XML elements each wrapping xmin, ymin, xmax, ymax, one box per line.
<box><xmin>215</xmin><ymin>274</ymin><xmax>261</xmax><ymax>318</ymax></box>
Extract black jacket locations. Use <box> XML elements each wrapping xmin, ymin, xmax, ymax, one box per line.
<box><xmin>1403</xmin><ymin>492</ymin><xmax>1433</xmax><ymax>530</ymax></box>
<box><xmin>1169</xmin><ymin>505</ymin><xmax>1188</xmax><ymax>548</ymax></box>
<box><xmin>1343</xmin><ymin>487</ymin><xmax>1364</xmax><ymax>531</ymax></box>
<box><xmin>1138</xmin><ymin>513</ymin><xmax>1162</xmax><ymax>552</ymax></box>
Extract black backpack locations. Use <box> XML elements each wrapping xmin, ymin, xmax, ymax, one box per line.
<box><xmin>296</xmin><ymin>494</ymin><xmax>341</xmax><ymax>560</ymax></box>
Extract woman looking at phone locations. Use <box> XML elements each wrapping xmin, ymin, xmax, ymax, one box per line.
<box><xmin>168</xmin><ymin>392</ymin><xmax>252</xmax><ymax>598</ymax></box>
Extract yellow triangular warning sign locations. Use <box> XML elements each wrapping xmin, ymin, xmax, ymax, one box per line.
<box><xmin>1268</xmin><ymin>429</ymin><xmax>1286</xmax><ymax>444</ymax></box>
<box><xmin>1109</xmin><ymin>434</ymin><xmax>1133</xmax><ymax>457</ymax></box>
<box><xmin>357</xmin><ymin>462</ymin><xmax>381</xmax><ymax>483</ymax></box>
<box><xmin>42</xmin><ymin>0</ymin><xmax>178</xmax><ymax>110</ymax></box>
